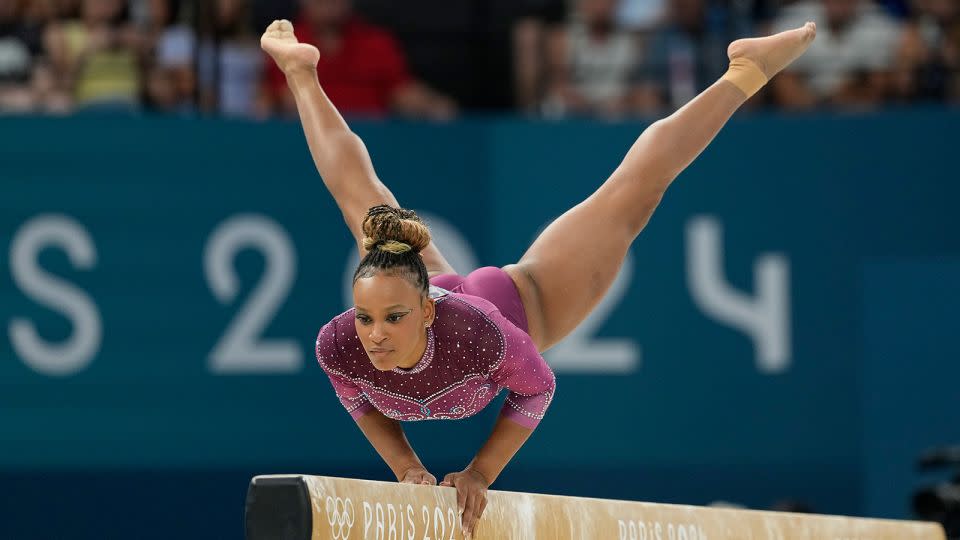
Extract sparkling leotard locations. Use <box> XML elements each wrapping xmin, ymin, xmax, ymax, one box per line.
<box><xmin>315</xmin><ymin>282</ymin><xmax>555</xmax><ymax>429</ymax></box>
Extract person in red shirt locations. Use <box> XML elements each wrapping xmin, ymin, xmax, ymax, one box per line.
<box><xmin>260</xmin><ymin>0</ymin><xmax>456</xmax><ymax>119</ymax></box>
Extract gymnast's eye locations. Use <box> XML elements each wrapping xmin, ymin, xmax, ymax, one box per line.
<box><xmin>355</xmin><ymin>314</ymin><xmax>372</xmax><ymax>325</ymax></box>
<box><xmin>387</xmin><ymin>312</ymin><xmax>407</xmax><ymax>323</ymax></box>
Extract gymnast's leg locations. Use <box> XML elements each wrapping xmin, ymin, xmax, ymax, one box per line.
<box><xmin>505</xmin><ymin>23</ymin><xmax>817</xmax><ymax>351</ymax></box>
<box><xmin>260</xmin><ymin>20</ymin><xmax>455</xmax><ymax>276</ymax></box>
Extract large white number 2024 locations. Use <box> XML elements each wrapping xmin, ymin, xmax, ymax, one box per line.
<box><xmin>204</xmin><ymin>214</ymin><xmax>302</xmax><ymax>374</ymax></box>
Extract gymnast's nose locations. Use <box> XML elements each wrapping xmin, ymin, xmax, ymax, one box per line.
<box><xmin>369</xmin><ymin>323</ymin><xmax>388</xmax><ymax>344</ymax></box>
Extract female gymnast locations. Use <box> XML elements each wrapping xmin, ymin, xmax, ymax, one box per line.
<box><xmin>260</xmin><ymin>19</ymin><xmax>816</xmax><ymax>538</ymax></box>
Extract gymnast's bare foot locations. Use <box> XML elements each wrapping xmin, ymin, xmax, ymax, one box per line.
<box><xmin>728</xmin><ymin>22</ymin><xmax>817</xmax><ymax>79</ymax></box>
<box><xmin>260</xmin><ymin>19</ymin><xmax>320</xmax><ymax>76</ymax></box>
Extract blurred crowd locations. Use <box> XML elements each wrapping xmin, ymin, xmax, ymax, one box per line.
<box><xmin>0</xmin><ymin>0</ymin><xmax>957</xmax><ymax>119</ymax></box>
<box><xmin>520</xmin><ymin>0</ymin><xmax>960</xmax><ymax>117</ymax></box>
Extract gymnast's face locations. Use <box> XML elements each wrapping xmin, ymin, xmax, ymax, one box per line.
<box><xmin>353</xmin><ymin>273</ymin><xmax>435</xmax><ymax>371</ymax></box>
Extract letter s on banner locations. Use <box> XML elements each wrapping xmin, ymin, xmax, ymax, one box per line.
<box><xmin>9</xmin><ymin>214</ymin><xmax>102</xmax><ymax>376</ymax></box>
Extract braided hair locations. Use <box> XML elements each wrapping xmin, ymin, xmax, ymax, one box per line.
<box><xmin>352</xmin><ymin>205</ymin><xmax>431</xmax><ymax>294</ymax></box>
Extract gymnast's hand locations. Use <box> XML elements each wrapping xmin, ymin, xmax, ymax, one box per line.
<box><xmin>440</xmin><ymin>468</ymin><xmax>489</xmax><ymax>538</ymax></box>
<box><xmin>399</xmin><ymin>465</ymin><xmax>437</xmax><ymax>486</ymax></box>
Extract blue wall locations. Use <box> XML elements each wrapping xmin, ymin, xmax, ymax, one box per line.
<box><xmin>1</xmin><ymin>110</ymin><xmax>957</xmax><ymax>539</ymax></box>
<box><xmin>863</xmin><ymin>260</ymin><xmax>960</xmax><ymax>518</ymax></box>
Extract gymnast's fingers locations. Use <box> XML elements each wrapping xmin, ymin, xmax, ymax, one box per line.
<box><xmin>420</xmin><ymin>471</ymin><xmax>437</xmax><ymax>485</ymax></box>
<box><xmin>440</xmin><ymin>472</ymin><xmax>455</xmax><ymax>487</ymax></box>
<box><xmin>461</xmin><ymin>491</ymin><xmax>478</xmax><ymax>536</ymax></box>
<box><xmin>401</xmin><ymin>467</ymin><xmax>431</xmax><ymax>484</ymax></box>
<box><xmin>455</xmin><ymin>477</ymin><xmax>468</xmax><ymax>515</ymax></box>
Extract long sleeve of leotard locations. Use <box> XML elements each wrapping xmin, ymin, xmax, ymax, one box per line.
<box><xmin>487</xmin><ymin>310</ymin><xmax>556</xmax><ymax>429</ymax></box>
<box><xmin>315</xmin><ymin>321</ymin><xmax>375</xmax><ymax>419</ymax></box>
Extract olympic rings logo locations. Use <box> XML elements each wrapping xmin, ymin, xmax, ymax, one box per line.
<box><xmin>325</xmin><ymin>496</ymin><xmax>355</xmax><ymax>539</ymax></box>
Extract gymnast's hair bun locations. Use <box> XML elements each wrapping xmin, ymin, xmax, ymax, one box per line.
<box><xmin>361</xmin><ymin>205</ymin><xmax>431</xmax><ymax>254</ymax></box>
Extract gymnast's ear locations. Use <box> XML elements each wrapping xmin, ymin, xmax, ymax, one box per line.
<box><xmin>422</xmin><ymin>296</ymin><xmax>436</xmax><ymax>327</ymax></box>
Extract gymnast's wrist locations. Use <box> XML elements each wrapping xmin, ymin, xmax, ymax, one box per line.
<box><xmin>465</xmin><ymin>464</ymin><xmax>493</xmax><ymax>487</ymax></box>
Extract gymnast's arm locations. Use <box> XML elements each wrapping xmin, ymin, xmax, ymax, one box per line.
<box><xmin>465</xmin><ymin>415</ymin><xmax>533</xmax><ymax>484</ymax></box>
<box><xmin>317</xmin><ymin>320</ymin><xmax>435</xmax><ymax>484</ymax></box>
<box><xmin>439</xmin><ymin>414</ymin><xmax>534</xmax><ymax>537</ymax></box>
<box><xmin>473</xmin><ymin>323</ymin><xmax>555</xmax><ymax>487</ymax></box>
<box><xmin>356</xmin><ymin>410</ymin><xmax>437</xmax><ymax>485</ymax></box>
<box><xmin>441</xmin><ymin>314</ymin><xmax>556</xmax><ymax>536</ymax></box>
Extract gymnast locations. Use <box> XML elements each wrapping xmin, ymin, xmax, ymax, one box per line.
<box><xmin>260</xmin><ymin>18</ymin><xmax>816</xmax><ymax>538</ymax></box>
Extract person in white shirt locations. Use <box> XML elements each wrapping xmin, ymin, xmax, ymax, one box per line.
<box><xmin>543</xmin><ymin>0</ymin><xmax>640</xmax><ymax>118</ymax></box>
<box><xmin>771</xmin><ymin>0</ymin><xmax>902</xmax><ymax>109</ymax></box>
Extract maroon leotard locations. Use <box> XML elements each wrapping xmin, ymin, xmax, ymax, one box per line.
<box><xmin>316</xmin><ymin>267</ymin><xmax>556</xmax><ymax>429</ymax></box>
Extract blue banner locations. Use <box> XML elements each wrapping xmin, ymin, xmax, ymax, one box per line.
<box><xmin>1</xmin><ymin>111</ymin><xmax>957</xmax><ymax>524</ymax></box>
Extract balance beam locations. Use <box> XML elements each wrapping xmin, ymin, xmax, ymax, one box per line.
<box><xmin>245</xmin><ymin>475</ymin><xmax>945</xmax><ymax>540</ymax></box>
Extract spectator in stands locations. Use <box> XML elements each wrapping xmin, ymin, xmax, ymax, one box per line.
<box><xmin>260</xmin><ymin>0</ymin><xmax>456</xmax><ymax>120</ymax></box>
<box><xmin>770</xmin><ymin>0</ymin><xmax>902</xmax><ymax>109</ymax></box>
<box><xmin>513</xmin><ymin>0</ymin><xmax>566</xmax><ymax>113</ymax></box>
<box><xmin>45</xmin><ymin>0</ymin><xmax>142</xmax><ymax>110</ymax></box>
<box><xmin>631</xmin><ymin>0</ymin><xmax>733</xmax><ymax>115</ymax></box>
<box><xmin>51</xmin><ymin>0</ymin><xmax>83</xmax><ymax>20</ymax></box>
<box><xmin>0</xmin><ymin>0</ymin><xmax>47</xmax><ymax>111</ymax></box>
<box><xmin>616</xmin><ymin>0</ymin><xmax>667</xmax><ymax>31</ymax></box>
<box><xmin>197</xmin><ymin>0</ymin><xmax>263</xmax><ymax>117</ymax></box>
<box><xmin>892</xmin><ymin>0</ymin><xmax>960</xmax><ymax>103</ymax></box>
<box><xmin>731</xmin><ymin>0</ymin><xmax>785</xmax><ymax>33</ymax></box>
<box><xmin>140</xmin><ymin>0</ymin><xmax>196</xmax><ymax>114</ymax></box>
<box><xmin>541</xmin><ymin>0</ymin><xmax>640</xmax><ymax>118</ymax></box>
